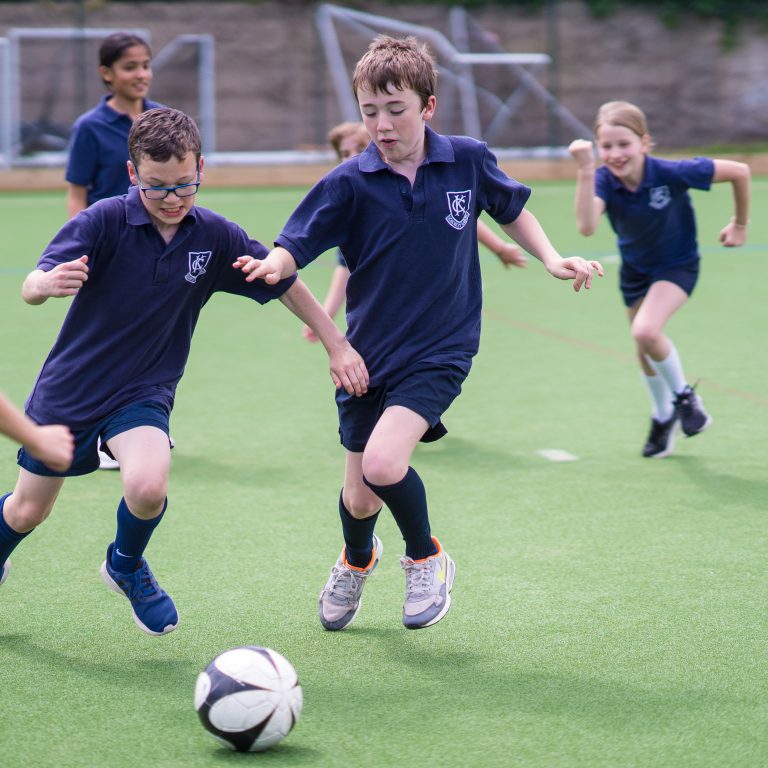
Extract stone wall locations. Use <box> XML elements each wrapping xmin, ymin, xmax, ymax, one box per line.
<box><xmin>1</xmin><ymin>1</ymin><xmax>767</xmax><ymax>152</ymax></box>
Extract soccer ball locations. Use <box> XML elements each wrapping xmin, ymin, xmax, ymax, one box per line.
<box><xmin>194</xmin><ymin>646</ymin><xmax>303</xmax><ymax>752</ymax></box>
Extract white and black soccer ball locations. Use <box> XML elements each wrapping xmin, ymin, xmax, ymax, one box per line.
<box><xmin>194</xmin><ymin>646</ymin><xmax>303</xmax><ymax>752</ymax></box>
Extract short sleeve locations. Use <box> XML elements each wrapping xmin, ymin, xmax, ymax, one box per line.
<box><xmin>275</xmin><ymin>174</ymin><xmax>351</xmax><ymax>268</ymax></box>
<box><xmin>213</xmin><ymin>221</ymin><xmax>296</xmax><ymax>303</ymax></box>
<box><xmin>594</xmin><ymin>166</ymin><xmax>612</xmax><ymax>203</ymax></box>
<box><xmin>65</xmin><ymin>121</ymin><xmax>99</xmax><ymax>187</ymax></box>
<box><xmin>674</xmin><ymin>157</ymin><xmax>715</xmax><ymax>191</ymax></box>
<box><xmin>477</xmin><ymin>146</ymin><xmax>531</xmax><ymax>225</ymax></box>
<box><xmin>37</xmin><ymin>210</ymin><xmax>102</xmax><ymax>271</ymax></box>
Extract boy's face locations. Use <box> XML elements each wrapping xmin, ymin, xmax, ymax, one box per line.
<box><xmin>357</xmin><ymin>84</ymin><xmax>436</xmax><ymax>166</ymax></box>
<box><xmin>128</xmin><ymin>152</ymin><xmax>203</xmax><ymax>227</ymax></box>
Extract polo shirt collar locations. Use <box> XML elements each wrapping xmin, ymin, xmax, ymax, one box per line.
<box><xmin>358</xmin><ymin>125</ymin><xmax>455</xmax><ymax>173</ymax></box>
<box><xmin>96</xmin><ymin>94</ymin><xmax>156</xmax><ymax>124</ymax></box>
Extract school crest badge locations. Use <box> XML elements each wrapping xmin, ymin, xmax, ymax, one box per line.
<box><xmin>185</xmin><ymin>251</ymin><xmax>212</xmax><ymax>284</ymax></box>
<box><xmin>445</xmin><ymin>190</ymin><xmax>471</xmax><ymax>230</ymax></box>
<box><xmin>648</xmin><ymin>185</ymin><xmax>671</xmax><ymax>210</ymax></box>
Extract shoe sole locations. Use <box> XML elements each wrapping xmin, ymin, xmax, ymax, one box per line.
<box><xmin>0</xmin><ymin>559</ymin><xmax>10</xmax><ymax>586</ymax></box>
<box><xmin>404</xmin><ymin>555</ymin><xmax>456</xmax><ymax>630</ymax></box>
<box><xmin>100</xmin><ymin>560</ymin><xmax>179</xmax><ymax>636</ymax></box>
<box><xmin>318</xmin><ymin>536</ymin><xmax>383</xmax><ymax>631</ymax></box>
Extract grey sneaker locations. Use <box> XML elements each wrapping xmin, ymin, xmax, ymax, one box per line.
<box><xmin>673</xmin><ymin>385</ymin><xmax>712</xmax><ymax>437</ymax></box>
<box><xmin>318</xmin><ymin>535</ymin><xmax>383</xmax><ymax>631</ymax></box>
<box><xmin>400</xmin><ymin>538</ymin><xmax>455</xmax><ymax>629</ymax></box>
<box><xmin>1</xmin><ymin>559</ymin><xmax>9</xmax><ymax>586</ymax></box>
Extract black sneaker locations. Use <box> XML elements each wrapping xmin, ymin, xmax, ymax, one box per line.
<box><xmin>673</xmin><ymin>385</ymin><xmax>712</xmax><ymax>437</ymax></box>
<box><xmin>642</xmin><ymin>415</ymin><xmax>678</xmax><ymax>458</ymax></box>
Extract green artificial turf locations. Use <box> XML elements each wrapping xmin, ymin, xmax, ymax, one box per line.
<box><xmin>0</xmin><ymin>179</ymin><xmax>766</xmax><ymax>767</ymax></box>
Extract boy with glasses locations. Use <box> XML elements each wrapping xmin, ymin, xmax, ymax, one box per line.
<box><xmin>0</xmin><ymin>108</ymin><xmax>368</xmax><ymax>635</ymax></box>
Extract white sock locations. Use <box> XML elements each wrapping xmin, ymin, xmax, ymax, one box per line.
<box><xmin>648</xmin><ymin>342</ymin><xmax>687</xmax><ymax>395</ymax></box>
<box><xmin>642</xmin><ymin>372</ymin><xmax>674</xmax><ymax>421</ymax></box>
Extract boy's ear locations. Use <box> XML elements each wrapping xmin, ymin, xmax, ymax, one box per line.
<box><xmin>127</xmin><ymin>160</ymin><xmax>139</xmax><ymax>186</ymax></box>
<box><xmin>198</xmin><ymin>155</ymin><xmax>205</xmax><ymax>181</ymax></box>
<box><xmin>422</xmin><ymin>95</ymin><xmax>437</xmax><ymax>122</ymax></box>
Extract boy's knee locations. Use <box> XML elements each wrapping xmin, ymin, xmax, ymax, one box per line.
<box><xmin>122</xmin><ymin>474</ymin><xmax>167</xmax><ymax>512</ymax></box>
<box><xmin>343</xmin><ymin>486</ymin><xmax>381</xmax><ymax>519</ymax></box>
<box><xmin>361</xmin><ymin>452</ymin><xmax>407</xmax><ymax>490</ymax></box>
<box><xmin>4</xmin><ymin>495</ymin><xmax>50</xmax><ymax>532</ymax></box>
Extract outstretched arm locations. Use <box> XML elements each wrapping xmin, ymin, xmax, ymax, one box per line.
<box><xmin>713</xmin><ymin>159</ymin><xmax>751</xmax><ymax>247</ymax></box>
<box><xmin>501</xmin><ymin>209</ymin><xmax>603</xmax><ymax>292</ymax></box>
<box><xmin>233</xmin><ymin>247</ymin><xmax>298</xmax><ymax>285</ymax></box>
<box><xmin>0</xmin><ymin>392</ymin><xmax>74</xmax><ymax>472</ymax></box>
<box><xmin>280</xmin><ymin>279</ymin><xmax>369</xmax><ymax>396</ymax></box>
<box><xmin>477</xmin><ymin>219</ymin><xmax>527</xmax><ymax>268</ymax></box>
<box><xmin>568</xmin><ymin>139</ymin><xmax>606</xmax><ymax>236</ymax></box>
<box><xmin>21</xmin><ymin>255</ymin><xmax>89</xmax><ymax>305</ymax></box>
<box><xmin>303</xmin><ymin>265</ymin><xmax>350</xmax><ymax>343</ymax></box>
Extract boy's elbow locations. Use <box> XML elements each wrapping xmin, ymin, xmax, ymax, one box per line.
<box><xmin>577</xmin><ymin>222</ymin><xmax>596</xmax><ymax>237</ymax></box>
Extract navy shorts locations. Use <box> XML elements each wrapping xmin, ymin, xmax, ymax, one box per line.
<box><xmin>620</xmin><ymin>260</ymin><xmax>699</xmax><ymax>307</ymax></box>
<box><xmin>18</xmin><ymin>400</ymin><xmax>171</xmax><ymax>478</ymax></box>
<box><xmin>335</xmin><ymin>365</ymin><xmax>466</xmax><ymax>452</ymax></box>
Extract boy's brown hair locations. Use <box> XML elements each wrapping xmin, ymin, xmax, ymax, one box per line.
<box><xmin>352</xmin><ymin>35</ymin><xmax>437</xmax><ymax>109</ymax></box>
<box><xmin>128</xmin><ymin>107</ymin><xmax>202</xmax><ymax>165</ymax></box>
<box><xmin>327</xmin><ymin>122</ymin><xmax>369</xmax><ymax>160</ymax></box>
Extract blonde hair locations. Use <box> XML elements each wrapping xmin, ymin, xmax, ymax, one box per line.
<box><xmin>327</xmin><ymin>122</ymin><xmax>369</xmax><ymax>160</ymax></box>
<box><xmin>594</xmin><ymin>101</ymin><xmax>650</xmax><ymax>140</ymax></box>
<box><xmin>352</xmin><ymin>35</ymin><xmax>437</xmax><ymax>109</ymax></box>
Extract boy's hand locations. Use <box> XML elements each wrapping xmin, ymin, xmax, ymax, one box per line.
<box><xmin>496</xmin><ymin>242</ymin><xmax>527</xmax><ymax>268</ymax></box>
<box><xmin>328</xmin><ymin>339</ymin><xmax>369</xmax><ymax>396</ymax></box>
<box><xmin>719</xmin><ymin>220</ymin><xmax>747</xmax><ymax>247</ymax></box>
<box><xmin>43</xmin><ymin>255</ymin><xmax>89</xmax><ymax>298</ymax></box>
<box><xmin>26</xmin><ymin>424</ymin><xmax>74</xmax><ymax>472</ymax></box>
<box><xmin>233</xmin><ymin>253</ymin><xmax>288</xmax><ymax>284</ymax></box>
<box><xmin>548</xmin><ymin>256</ymin><xmax>604</xmax><ymax>292</ymax></box>
<box><xmin>568</xmin><ymin>139</ymin><xmax>596</xmax><ymax>170</ymax></box>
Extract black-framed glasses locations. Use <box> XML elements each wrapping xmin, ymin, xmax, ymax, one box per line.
<box><xmin>134</xmin><ymin>164</ymin><xmax>201</xmax><ymax>200</ymax></box>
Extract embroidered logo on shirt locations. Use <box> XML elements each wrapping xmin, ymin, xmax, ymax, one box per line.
<box><xmin>185</xmin><ymin>251</ymin><xmax>212</xmax><ymax>283</ymax></box>
<box><xmin>648</xmin><ymin>185</ymin><xmax>671</xmax><ymax>210</ymax></box>
<box><xmin>445</xmin><ymin>190</ymin><xmax>471</xmax><ymax>230</ymax></box>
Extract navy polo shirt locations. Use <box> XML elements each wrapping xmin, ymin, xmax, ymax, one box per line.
<box><xmin>595</xmin><ymin>155</ymin><xmax>715</xmax><ymax>270</ymax></box>
<box><xmin>26</xmin><ymin>186</ymin><xmax>295</xmax><ymax>429</ymax></box>
<box><xmin>65</xmin><ymin>95</ymin><xmax>164</xmax><ymax>206</ymax></box>
<box><xmin>276</xmin><ymin>126</ymin><xmax>530</xmax><ymax>385</ymax></box>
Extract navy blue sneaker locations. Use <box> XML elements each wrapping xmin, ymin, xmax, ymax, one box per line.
<box><xmin>101</xmin><ymin>543</ymin><xmax>178</xmax><ymax>636</ymax></box>
<box><xmin>673</xmin><ymin>385</ymin><xmax>712</xmax><ymax>437</ymax></box>
<box><xmin>642</xmin><ymin>414</ymin><xmax>678</xmax><ymax>458</ymax></box>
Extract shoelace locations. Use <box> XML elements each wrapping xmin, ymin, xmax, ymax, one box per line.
<box><xmin>116</xmin><ymin>564</ymin><xmax>159</xmax><ymax>600</ymax></box>
<box><xmin>402</xmin><ymin>557</ymin><xmax>437</xmax><ymax>598</ymax></box>
<box><xmin>328</xmin><ymin>565</ymin><xmax>367</xmax><ymax>601</ymax></box>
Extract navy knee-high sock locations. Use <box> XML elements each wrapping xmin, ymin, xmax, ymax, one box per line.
<box><xmin>363</xmin><ymin>467</ymin><xmax>437</xmax><ymax>560</ymax></box>
<box><xmin>0</xmin><ymin>493</ymin><xmax>31</xmax><ymax>566</ymax></box>
<box><xmin>339</xmin><ymin>491</ymin><xmax>380</xmax><ymax>569</ymax></box>
<box><xmin>111</xmin><ymin>497</ymin><xmax>166</xmax><ymax>573</ymax></box>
